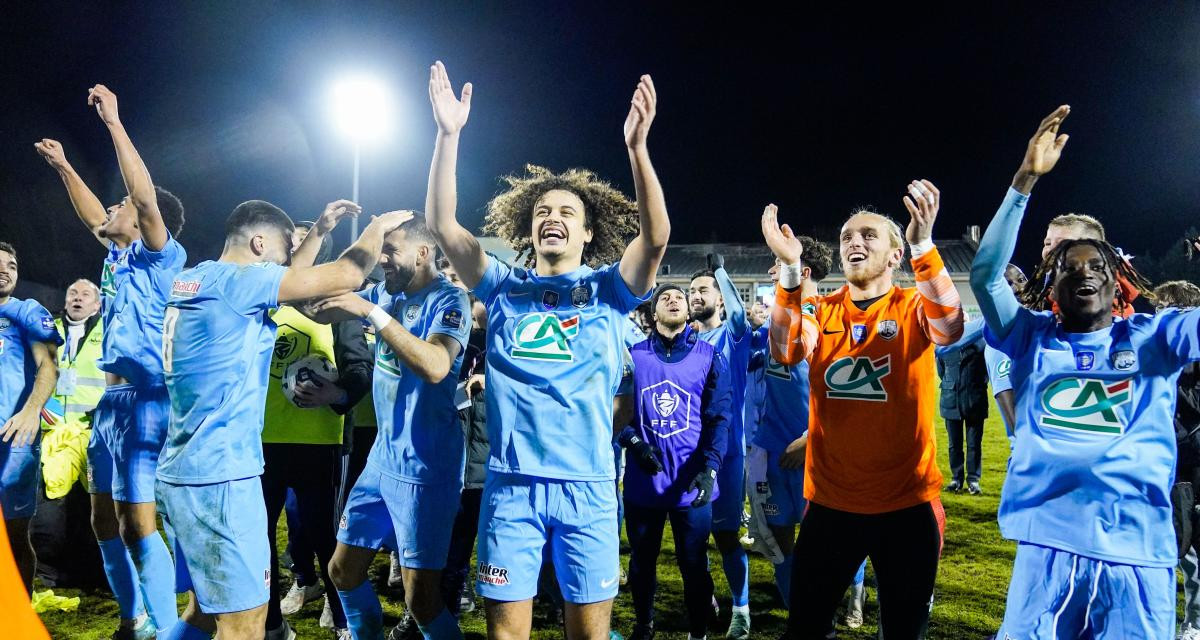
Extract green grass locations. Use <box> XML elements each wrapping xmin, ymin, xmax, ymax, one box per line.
<box><xmin>33</xmin><ymin>413</ymin><xmax>1175</xmax><ymax>638</ymax></box>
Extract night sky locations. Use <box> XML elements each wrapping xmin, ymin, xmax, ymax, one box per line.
<box><xmin>3</xmin><ymin>2</ymin><xmax>1200</xmax><ymax>299</ymax></box>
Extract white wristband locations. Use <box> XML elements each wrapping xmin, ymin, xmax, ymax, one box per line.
<box><xmin>909</xmin><ymin>238</ymin><xmax>935</xmax><ymax>258</ymax></box>
<box><xmin>779</xmin><ymin>262</ymin><xmax>804</xmax><ymax>289</ymax></box>
<box><xmin>367</xmin><ymin>305</ymin><xmax>393</xmax><ymax>331</ymax></box>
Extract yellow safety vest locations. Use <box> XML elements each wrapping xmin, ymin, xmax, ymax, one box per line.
<box><xmin>262</xmin><ymin>306</ymin><xmax>344</xmax><ymax>445</ymax></box>
<box><xmin>352</xmin><ymin>329</ymin><xmax>377</xmax><ymax>428</ymax></box>
<box><xmin>43</xmin><ymin>317</ymin><xmax>106</xmax><ymax>429</ymax></box>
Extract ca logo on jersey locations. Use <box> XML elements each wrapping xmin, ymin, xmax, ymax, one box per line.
<box><xmin>376</xmin><ymin>341</ymin><xmax>403</xmax><ymax>376</ymax></box>
<box><xmin>1039</xmin><ymin>377</ymin><xmax>1131</xmax><ymax>435</ymax></box>
<box><xmin>996</xmin><ymin>358</ymin><xmax>1012</xmax><ymax>379</ymax></box>
<box><xmin>824</xmin><ymin>355</ymin><xmax>891</xmax><ymax>401</ymax></box>
<box><xmin>511</xmin><ymin>313</ymin><xmax>579</xmax><ymax>362</ymax></box>
<box><xmin>766</xmin><ymin>356</ymin><xmax>790</xmax><ymax>380</ymax></box>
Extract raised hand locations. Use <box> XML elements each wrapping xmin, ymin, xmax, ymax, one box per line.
<box><xmin>623</xmin><ymin>75</ymin><xmax>657</xmax><ymax>150</ymax></box>
<box><xmin>315</xmin><ymin>199</ymin><xmax>362</xmax><ymax>234</ymax></box>
<box><xmin>87</xmin><ymin>84</ymin><xmax>121</xmax><ymax>125</ymax></box>
<box><xmin>760</xmin><ymin>203</ymin><xmax>803</xmax><ymax>264</ymax></box>
<box><xmin>34</xmin><ymin>139</ymin><xmax>69</xmax><ymax>170</ymax></box>
<box><xmin>1014</xmin><ymin>105</ymin><xmax>1070</xmax><ymax>194</ymax></box>
<box><xmin>428</xmin><ymin>60</ymin><xmax>472</xmax><ymax>135</ymax></box>
<box><xmin>902</xmin><ymin>179</ymin><xmax>940</xmax><ymax>245</ymax></box>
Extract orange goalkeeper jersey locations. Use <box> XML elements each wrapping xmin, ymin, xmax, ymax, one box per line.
<box><xmin>769</xmin><ymin>248</ymin><xmax>964</xmax><ymax>514</ymax></box>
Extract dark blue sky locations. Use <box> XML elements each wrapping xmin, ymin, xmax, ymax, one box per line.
<box><xmin>3</xmin><ymin>2</ymin><xmax>1200</xmax><ymax>292</ymax></box>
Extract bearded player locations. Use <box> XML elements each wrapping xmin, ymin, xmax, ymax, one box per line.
<box><xmin>424</xmin><ymin>61</ymin><xmax>670</xmax><ymax>640</ymax></box>
<box><xmin>762</xmin><ymin>178</ymin><xmax>963</xmax><ymax>638</ymax></box>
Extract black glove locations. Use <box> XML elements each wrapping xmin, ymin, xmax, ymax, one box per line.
<box><xmin>707</xmin><ymin>252</ymin><xmax>724</xmax><ymax>271</ymax></box>
<box><xmin>689</xmin><ymin>468</ymin><xmax>717</xmax><ymax>507</ymax></box>
<box><xmin>626</xmin><ymin>435</ymin><xmax>664</xmax><ymax>474</ymax></box>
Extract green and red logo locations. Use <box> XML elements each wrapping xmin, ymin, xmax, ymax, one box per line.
<box><xmin>824</xmin><ymin>355</ymin><xmax>891</xmax><ymax>401</ymax></box>
<box><xmin>511</xmin><ymin>313</ymin><xmax>580</xmax><ymax>362</ymax></box>
<box><xmin>1039</xmin><ymin>377</ymin><xmax>1131</xmax><ymax>435</ymax></box>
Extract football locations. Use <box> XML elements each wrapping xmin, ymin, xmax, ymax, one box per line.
<box><xmin>281</xmin><ymin>355</ymin><xmax>338</xmax><ymax>407</ymax></box>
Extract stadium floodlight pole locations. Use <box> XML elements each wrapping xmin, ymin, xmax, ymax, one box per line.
<box><xmin>329</xmin><ymin>74</ymin><xmax>393</xmax><ymax>239</ymax></box>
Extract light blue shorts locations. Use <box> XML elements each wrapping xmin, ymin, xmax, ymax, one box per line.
<box><xmin>85</xmin><ymin>423</ymin><xmax>114</xmax><ymax>495</ymax></box>
<box><xmin>93</xmin><ymin>384</ymin><xmax>169</xmax><ymax>504</ymax></box>
<box><xmin>336</xmin><ymin>463</ymin><xmax>461</xmax><ymax>570</ymax></box>
<box><xmin>998</xmin><ymin>542</ymin><xmax>1174</xmax><ymax>639</ymax></box>
<box><xmin>762</xmin><ymin>450</ymin><xmax>806</xmax><ymax>528</ymax></box>
<box><xmin>476</xmin><ymin>473</ymin><xmax>619</xmax><ymax>604</ymax></box>
<box><xmin>158</xmin><ymin>477</ymin><xmax>270</xmax><ymax>614</ymax></box>
<box><xmin>1</xmin><ymin>440</ymin><xmax>40</xmax><ymax>519</ymax></box>
<box><xmin>711</xmin><ymin>448</ymin><xmax>745</xmax><ymax>532</ymax></box>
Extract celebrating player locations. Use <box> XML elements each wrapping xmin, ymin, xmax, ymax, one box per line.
<box><xmin>155</xmin><ymin>201</ymin><xmax>400</xmax><ymax>640</ymax></box>
<box><xmin>35</xmin><ymin>84</ymin><xmax>187</xmax><ymax>638</ymax></box>
<box><xmin>762</xmin><ymin>176</ymin><xmax>964</xmax><ymax>637</ymax></box>
<box><xmin>316</xmin><ymin>212</ymin><xmax>471</xmax><ymax>640</ymax></box>
<box><xmin>973</xmin><ymin>105</ymin><xmax>1180</xmax><ymax>638</ymax></box>
<box><xmin>0</xmin><ymin>243</ymin><xmax>62</xmax><ymax>594</ymax></box>
<box><xmin>424</xmin><ymin>60</ymin><xmax>670</xmax><ymax>639</ymax></box>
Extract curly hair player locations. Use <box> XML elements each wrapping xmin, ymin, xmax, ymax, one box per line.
<box><xmin>762</xmin><ymin>177</ymin><xmax>964</xmax><ymax>638</ymax></box>
<box><xmin>423</xmin><ymin>61</ymin><xmax>670</xmax><ymax>640</ymax></box>
<box><xmin>973</xmin><ymin>105</ymin><xmax>1182</xmax><ymax>638</ymax></box>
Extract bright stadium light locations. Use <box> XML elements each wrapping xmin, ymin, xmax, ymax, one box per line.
<box><xmin>328</xmin><ymin>74</ymin><xmax>394</xmax><ymax>237</ymax></box>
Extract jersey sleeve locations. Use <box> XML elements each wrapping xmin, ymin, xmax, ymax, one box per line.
<box><xmin>133</xmin><ymin>235</ymin><xmax>186</xmax><ymax>267</ymax></box>
<box><xmin>1149</xmin><ymin>307</ymin><xmax>1200</xmax><ymax>369</ymax></box>
<box><xmin>768</xmin><ymin>287</ymin><xmax>819</xmax><ymax>366</ymax></box>
<box><xmin>230</xmin><ymin>262</ymin><xmax>287</xmax><ymax>315</ymax></box>
<box><xmin>357</xmin><ymin>282</ymin><xmax>384</xmax><ymax>306</ymax></box>
<box><xmin>714</xmin><ymin>267</ymin><xmax>749</xmax><ymax>340</ymax></box>
<box><xmin>911</xmin><ymin>246</ymin><xmax>964</xmax><ymax>346</ymax></box>
<box><xmin>983</xmin><ymin>306</ymin><xmax>1045</xmax><ymax>359</ymax></box>
<box><xmin>616</xmin><ymin>348</ymin><xmax>635</xmax><ymax>397</ymax></box>
<box><xmin>472</xmin><ymin>254</ymin><xmax>510</xmax><ymax>307</ymax></box>
<box><xmin>600</xmin><ymin>262</ymin><xmax>653</xmax><ymax>314</ymax></box>
<box><xmin>21</xmin><ymin>301</ymin><xmax>64</xmax><ymax>346</ymax></box>
<box><xmin>427</xmin><ymin>287</ymin><xmax>472</xmax><ymax>349</ymax></box>
<box><xmin>984</xmin><ymin>345</ymin><xmax>1012</xmax><ymax>395</ymax></box>
<box><xmin>971</xmin><ymin>187</ymin><xmax>1029</xmax><ymax>341</ymax></box>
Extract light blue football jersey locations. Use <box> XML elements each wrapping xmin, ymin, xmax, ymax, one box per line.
<box><xmin>474</xmin><ymin>256</ymin><xmax>650</xmax><ymax>481</ymax></box>
<box><xmin>751</xmin><ymin>324</ymin><xmax>810</xmax><ymax>454</ymax></box>
<box><xmin>0</xmin><ymin>299</ymin><xmax>63</xmax><ymax>422</ymax></box>
<box><xmin>697</xmin><ymin>268</ymin><xmax>751</xmax><ymax>452</ymax></box>
<box><xmin>988</xmin><ymin>308</ymin><xmax>1199</xmax><ymax>568</ymax></box>
<box><xmin>97</xmin><ymin>238</ymin><xmax>187</xmax><ymax>386</ymax></box>
<box><xmin>157</xmin><ymin>261</ymin><xmax>286</xmax><ymax>485</ymax></box>
<box><xmin>359</xmin><ymin>275</ymin><xmax>470</xmax><ymax>485</ymax></box>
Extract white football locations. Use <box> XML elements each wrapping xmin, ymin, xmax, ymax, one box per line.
<box><xmin>281</xmin><ymin>355</ymin><xmax>338</xmax><ymax>407</ymax></box>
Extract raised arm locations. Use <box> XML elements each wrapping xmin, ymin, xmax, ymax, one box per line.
<box><xmin>901</xmin><ymin>179</ymin><xmax>964</xmax><ymax>346</ymax></box>
<box><xmin>1</xmin><ymin>341</ymin><xmax>58</xmax><ymax>448</ymax></box>
<box><xmin>618</xmin><ymin>75</ymin><xmax>670</xmax><ymax>296</ymax></box>
<box><xmin>761</xmin><ymin>204</ymin><xmax>818</xmax><ymax>365</ymax></box>
<box><xmin>709</xmin><ymin>253</ymin><xmax>747</xmax><ymax>339</ymax></box>
<box><xmin>425</xmin><ymin>61</ymin><xmax>487</xmax><ymax>289</ymax></box>
<box><xmin>970</xmin><ymin>105</ymin><xmax>1070</xmax><ymax>341</ymax></box>
<box><xmin>34</xmin><ymin>139</ymin><xmax>110</xmax><ymax>248</ymax></box>
<box><xmin>291</xmin><ymin>199</ymin><xmax>362</xmax><ymax>268</ymax></box>
<box><xmin>279</xmin><ymin>211</ymin><xmax>410</xmax><ymax>304</ymax></box>
<box><xmin>88</xmin><ymin>85</ymin><xmax>170</xmax><ymax>251</ymax></box>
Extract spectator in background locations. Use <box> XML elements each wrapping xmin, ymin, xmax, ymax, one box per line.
<box><xmin>31</xmin><ymin>279</ymin><xmax>105</xmax><ymax>589</ymax></box>
<box><xmin>935</xmin><ymin>318</ymin><xmax>990</xmax><ymax>495</ymax></box>
<box><xmin>1154</xmin><ymin>280</ymin><xmax>1200</xmax><ymax>640</ymax></box>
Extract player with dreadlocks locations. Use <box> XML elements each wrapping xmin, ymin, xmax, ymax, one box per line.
<box><xmin>423</xmin><ymin>61</ymin><xmax>670</xmax><ymax>640</ymax></box>
<box><xmin>972</xmin><ymin>105</ymin><xmax>1187</xmax><ymax>638</ymax></box>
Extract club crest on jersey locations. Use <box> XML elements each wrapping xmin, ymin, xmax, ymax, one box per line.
<box><xmin>851</xmin><ymin>324</ymin><xmax>867</xmax><ymax>343</ymax></box>
<box><xmin>0</xmin><ymin>319</ymin><xmax>9</xmax><ymax>331</ymax></box>
<box><xmin>542</xmin><ymin>290</ymin><xmax>560</xmax><ymax>310</ymax></box>
<box><xmin>876</xmin><ymin>320</ymin><xmax>898</xmax><ymax>340</ymax></box>
<box><xmin>824</xmin><ymin>355</ymin><xmax>891</xmax><ymax>402</ymax></box>
<box><xmin>640</xmin><ymin>380</ymin><xmax>692</xmax><ymax>437</ymax></box>
<box><xmin>405</xmin><ymin>304</ymin><xmax>420</xmax><ymax>323</ymax></box>
<box><xmin>1075</xmin><ymin>351</ymin><xmax>1095</xmax><ymax>371</ymax></box>
<box><xmin>570</xmin><ymin>285</ymin><xmax>591</xmax><ymax>308</ymax></box>
<box><xmin>511</xmin><ymin>313</ymin><xmax>579</xmax><ymax>361</ymax></box>
<box><xmin>1112</xmin><ymin>350</ymin><xmax>1136</xmax><ymax>371</ymax></box>
<box><xmin>1039</xmin><ymin>377</ymin><xmax>1131</xmax><ymax>435</ymax></box>
<box><xmin>478</xmin><ymin>562</ymin><xmax>510</xmax><ymax>586</ymax></box>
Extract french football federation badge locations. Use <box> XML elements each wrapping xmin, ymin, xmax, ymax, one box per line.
<box><xmin>1075</xmin><ymin>351</ymin><xmax>1095</xmax><ymax>371</ymax></box>
<box><xmin>876</xmin><ymin>320</ymin><xmax>898</xmax><ymax>340</ymax></box>
<box><xmin>570</xmin><ymin>285</ymin><xmax>590</xmax><ymax>308</ymax></box>
<box><xmin>542</xmin><ymin>290</ymin><xmax>560</xmax><ymax>310</ymax></box>
<box><xmin>851</xmin><ymin>324</ymin><xmax>867</xmax><ymax>343</ymax></box>
<box><xmin>1112</xmin><ymin>350</ymin><xmax>1136</xmax><ymax>371</ymax></box>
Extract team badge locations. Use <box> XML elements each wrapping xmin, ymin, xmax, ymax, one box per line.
<box><xmin>825</xmin><ymin>355</ymin><xmax>891</xmax><ymax>401</ymax></box>
<box><xmin>1112</xmin><ymin>350</ymin><xmax>1136</xmax><ymax>371</ymax></box>
<box><xmin>511</xmin><ymin>313</ymin><xmax>579</xmax><ymax>361</ymax></box>
<box><xmin>0</xmin><ymin>318</ymin><xmax>9</xmax><ymax>330</ymax></box>
<box><xmin>405</xmin><ymin>304</ymin><xmax>420</xmax><ymax>322</ymax></box>
<box><xmin>876</xmin><ymin>320</ymin><xmax>898</xmax><ymax>340</ymax></box>
<box><xmin>570</xmin><ymin>285</ymin><xmax>591</xmax><ymax>308</ymax></box>
<box><xmin>542</xmin><ymin>290</ymin><xmax>560</xmax><ymax>310</ymax></box>
<box><xmin>1074</xmin><ymin>351</ymin><xmax>1095</xmax><ymax>371</ymax></box>
<box><xmin>441</xmin><ymin>309</ymin><xmax>463</xmax><ymax>329</ymax></box>
<box><xmin>478</xmin><ymin>563</ymin><xmax>510</xmax><ymax>586</ymax></box>
<box><xmin>1040</xmin><ymin>377</ymin><xmax>1131</xmax><ymax>435</ymax></box>
<box><xmin>851</xmin><ymin>324</ymin><xmax>867</xmax><ymax>343</ymax></box>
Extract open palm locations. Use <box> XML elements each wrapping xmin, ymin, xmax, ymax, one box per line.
<box><xmin>761</xmin><ymin>204</ymin><xmax>803</xmax><ymax>264</ymax></box>
<box><xmin>1021</xmin><ymin>105</ymin><xmax>1070</xmax><ymax>177</ymax></box>
<box><xmin>429</xmin><ymin>60</ymin><xmax>472</xmax><ymax>135</ymax></box>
